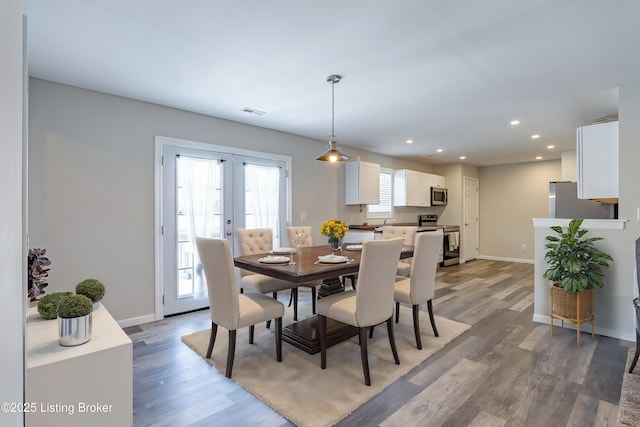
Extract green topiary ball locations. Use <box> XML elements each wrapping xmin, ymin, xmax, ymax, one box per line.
<box><xmin>75</xmin><ymin>278</ymin><xmax>106</xmax><ymax>303</ymax></box>
<box><xmin>57</xmin><ymin>294</ymin><xmax>93</xmax><ymax>318</ymax></box>
<box><xmin>37</xmin><ymin>291</ymin><xmax>73</xmax><ymax>320</ymax></box>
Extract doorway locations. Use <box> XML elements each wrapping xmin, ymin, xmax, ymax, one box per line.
<box><xmin>155</xmin><ymin>136</ymin><xmax>290</xmax><ymax>317</ymax></box>
<box><xmin>463</xmin><ymin>176</ymin><xmax>479</xmax><ymax>262</ymax></box>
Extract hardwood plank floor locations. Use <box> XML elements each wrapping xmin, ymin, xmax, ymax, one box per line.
<box><xmin>125</xmin><ymin>259</ymin><xmax>631</xmax><ymax>427</ymax></box>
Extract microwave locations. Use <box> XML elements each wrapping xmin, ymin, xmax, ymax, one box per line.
<box><xmin>431</xmin><ymin>187</ymin><xmax>448</xmax><ymax>206</ymax></box>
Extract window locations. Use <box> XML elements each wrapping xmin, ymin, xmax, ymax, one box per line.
<box><xmin>366</xmin><ymin>167</ymin><xmax>394</xmax><ymax>219</ymax></box>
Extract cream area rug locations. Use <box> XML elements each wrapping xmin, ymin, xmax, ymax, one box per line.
<box><xmin>181</xmin><ymin>305</ymin><xmax>470</xmax><ymax>427</ymax></box>
<box><xmin>618</xmin><ymin>347</ymin><xmax>640</xmax><ymax>426</ymax></box>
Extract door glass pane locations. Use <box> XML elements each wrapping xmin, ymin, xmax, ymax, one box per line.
<box><xmin>176</xmin><ymin>156</ymin><xmax>222</xmax><ymax>298</ymax></box>
<box><xmin>244</xmin><ymin>163</ymin><xmax>281</xmax><ymax>247</ymax></box>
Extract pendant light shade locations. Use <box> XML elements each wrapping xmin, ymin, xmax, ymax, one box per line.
<box><xmin>316</xmin><ymin>74</ymin><xmax>350</xmax><ymax>162</ymax></box>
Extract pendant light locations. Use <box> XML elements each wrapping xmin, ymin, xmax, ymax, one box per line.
<box><xmin>316</xmin><ymin>74</ymin><xmax>351</xmax><ymax>162</ymax></box>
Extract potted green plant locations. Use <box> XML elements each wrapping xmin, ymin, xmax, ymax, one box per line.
<box><xmin>36</xmin><ymin>291</ymin><xmax>72</xmax><ymax>320</ymax></box>
<box><xmin>543</xmin><ymin>218</ymin><xmax>613</xmax><ymax>344</ymax></box>
<box><xmin>76</xmin><ymin>278</ymin><xmax>106</xmax><ymax>307</ymax></box>
<box><xmin>57</xmin><ymin>294</ymin><xmax>93</xmax><ymax>346</ymax></box>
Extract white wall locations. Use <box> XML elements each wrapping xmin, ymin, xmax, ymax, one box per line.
<box><xmin>28</xmin><ymin>79</ymin><xmax>434</xmax><ymax>323</ymax></box>
<box><xmin>531</xmin><ymin>80</ymin><xmax>640</xmax><ymax>341</ymax></box>
<box><xmin>479</xmin><ymin>160</ymin><xmax>561</xmax><ymax>261</ymax></box>
<box><xmin>0</xmin><ymin>0</ymin><xmax>25</xmax><ymax>425</ymax></box>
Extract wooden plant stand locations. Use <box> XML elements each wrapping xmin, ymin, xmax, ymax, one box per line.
<box><xmin>550</xmin><ymin>285</ymin><xmax>595</xmax><ymax>345</ymax></box>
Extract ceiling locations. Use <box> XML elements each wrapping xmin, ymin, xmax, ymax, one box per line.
<box><xmin>24</xmin><ymin>1</ymin><xmax>640</xmax><ymax>166</ymax></box>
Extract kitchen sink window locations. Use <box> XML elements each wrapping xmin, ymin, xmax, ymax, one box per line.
<box><xmin>366</xmin><ymin>167</ymin><xmax>394</xmax><ymax>219</ymax></box>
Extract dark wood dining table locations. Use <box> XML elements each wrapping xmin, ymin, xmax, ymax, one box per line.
<box><xmin>234</xmin><ymin>244</ymin><xmax>414</xmax><ymax>354</ymax></box>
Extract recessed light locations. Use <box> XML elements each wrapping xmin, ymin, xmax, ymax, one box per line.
<box><xmin>510</xmin><ymin>120</ymin><xmax>520</xmax><ymax>126</ymax></box>
<box><xmin>531</xmin><ymin>134</ymin><xmax>540</xmax><ymax>139</ymax></box>
<box><xmin>436</xmin><ymin>148</ymin><xmax>443</xmax><ymax>153</ymax></box>
<box><xmin>406</xmin><ymin>139</ymin><xmax>414</xmax><ymax>144</ymax></box>
<box><xmin>536</xmin><ymin>156</ymin><xmax>542</xmax><ymax>160</ymax></box>
<box><xmin>546</xmin><ymin>145</ymin><xmax>555</xmax><ymax>149</ymax></box>
<box><xmin>459</xmin><ymin>156</ymin><xmax>466</xmax><ymax>160</ymax></box>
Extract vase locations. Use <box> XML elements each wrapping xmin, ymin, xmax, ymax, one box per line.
<box><xmin>328</xmin><ymin>236</ymin><xmax>343</xmax><ymax>254</ymax></box>
<box><xmin>58</xmin><ymin>313</ymin><xmax>93</xmax><ymax>346</ymax></box>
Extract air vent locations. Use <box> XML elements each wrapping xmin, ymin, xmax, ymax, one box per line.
<box><xmin>242</xmin><ymin>107</ymin><xmax>266</xmax><ymax>116</ymax></box>
<box><xmin>591</xmin><ymin>114</ymin><xmax>618</xmax><ymax>124</ymax></box>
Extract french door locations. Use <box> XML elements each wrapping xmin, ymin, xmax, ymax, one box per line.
<box><xmin>161</xmin><ymin>143</ymin><xmax>288</xmax><ymax>316</ymax></box>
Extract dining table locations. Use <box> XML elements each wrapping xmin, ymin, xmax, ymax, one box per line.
<box><xmin>234</xmin><ymin>244</ymin><xmax>414</xmax><ymax>354</ymax></box>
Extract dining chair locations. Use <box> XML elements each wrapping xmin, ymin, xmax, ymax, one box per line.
<box><xmin>317</xmin><ymin>237</ymin><xmax>404</xmax><ymax>386</ymax></box>
<box><xmin>287</xmin><ymin>226</ymin><xmax>319</xmax><ymax>314</ymax></box>
<box><xmin>382</xmin><ymin>226</ymin><xmax>418</xmax><ymax>277</ymax></box>
<box><xmin>393</xmin><ymin>229</ymin><xmax>443</xmax><ymax>349</ymax></box>
<box><xmin>236</xmin><ymin>228</ymin><xmax>300</xmax><ymax>321</ymax></box>
<box><xmin>196</xmin><ymin>237</ymin><xmax>284</xmax><ymax>378</ymax></box>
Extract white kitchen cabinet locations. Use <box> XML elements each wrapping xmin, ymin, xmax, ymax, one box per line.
<box><xmin>429</xmin><ymin>174</ymin><xmax>446</xmax><ymax>188</ymax></box>
<box><xmin>576</xmin><ymin>121</ymin><xmax>618</xmax><ymax>200</ymax></box>
<box><xmin>394</xmin><ymin>169</ymin><xmax>430</xmax><ymax>206</ymax></box>
<box><xmin>345</xmin><ymin>160</ymin><xmax>380</xmax><ymax>205</ymax></box>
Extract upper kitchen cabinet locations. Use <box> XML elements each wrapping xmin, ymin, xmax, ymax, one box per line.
<box><xmin>345</xmin><ymin>160</ymin><xmax>380</xmax><ymax>205</ymax></box>
<box><xmin>394</xmin><ymin>169</ymin><xmax>430</xmax><ymax>206</ymax></box>
<box><xmin>429</xmin><ymin>173</ymin><xmax>446</xmax><ymax>188</ymax></box>
<box><xmin>577</xmin><ymin>121</ymin><xmax>619</xmax><ymax>201</ymax></box>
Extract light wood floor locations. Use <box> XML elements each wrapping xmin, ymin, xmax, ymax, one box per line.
<box><xmin>126</xmin><ymin>259</ymin><xmax>630</xmax><ymax>427</ymax></box>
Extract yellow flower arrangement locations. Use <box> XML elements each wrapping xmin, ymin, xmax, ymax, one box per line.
<box><xmin>320</xmin><ymin>218</ymin><xmax>349</xmax><ymax>240</ymax></box>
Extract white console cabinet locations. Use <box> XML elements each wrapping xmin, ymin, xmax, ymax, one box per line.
<box><xmin>26</xmin><ymin>304</ymin><xmax>132</xmax><ymax>427</ymax></box>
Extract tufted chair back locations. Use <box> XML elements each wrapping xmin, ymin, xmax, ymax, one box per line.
<box><xmin>382</xmin><ymin>226</ymin><xmax>418</xmax><ymax>245</ymax></box>
<box><xmin>287</xmin><ymin>226</ymin><xmax>313</xmax><ymax>248</ymax></box>
<box><xmin>236</xmin><ymin>228</ymin><xmax>274</xmax><ymax>277</ymax></box>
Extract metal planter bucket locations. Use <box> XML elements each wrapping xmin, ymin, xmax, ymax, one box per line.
<box><xmin>58</xmin><ymin>313</ymin><xmax>93</xmax><ymax>346</ymax></box>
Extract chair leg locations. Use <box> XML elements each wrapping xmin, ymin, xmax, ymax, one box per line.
<box><xmin>275</xmin><ymin>317</ymin><xmax>283</xmax><ymax>362</ymax></box>
<box><xmin>266</xmin><ymin>291</ymin><xmax>278</xmax><ymax>329</ymax></box>
<box><xmin>249</xmin><ymin>325</ymin><xmax>255</xmax><ymax>344</ymax></box>
<box><xmin>395</xmin><ymin>301</ymin><xmax>400</xmax><ymax>323</ymax></box>
<box><xmin>225</xmin><ymin>330</ymin><xmax>237</xmax><ymax>378</ymax></box>
<box><xmin>359</xmin><ymin>327</ymin><xmax>371</xmax><ymax>386</ymax></box>
<box><xmin>293</xmin><ymin>288</ymin><xmax>299</xmax><ymax>321</ymax></box>
<box><xmin>206</xmin><ymin>322</ymin><xmax>218</xmax><ymax>358</ymax></box>
<box><xmin>319</xmin><ymin>315</ymin><xmax>328</xmax><ymax>369</ymax></box>
<box><xmin>287</xmin><ymin>290</ymin><xmax>293</xmax><ymax>307</ymax></box>
<box><xmin>386</xmin><ymin>317</ymin><xmax>400</xmax><ymax>365</ymax></box>
<box><xmin>427</xmin><ymin>299</ymin><xmax>439</xmax><ymax>337</ymax></box>
<box><xmin>312</xmin><ymin>287</ymin><xmax>317</xmax><ymax>314</ymax></box>
<box><xmin>368</xmin><ymin>325</ymin><xmax>375</xmax><ymax>339</ymax></box>
<box><xmin>412</xmin><ymin>304</ymin><xmax>422</xmax><ymax>350</ymax></box>
<box><xmin>630</xmin><ymin>329</ymin><xmax>640</xmax><ymax>373</ymax></box>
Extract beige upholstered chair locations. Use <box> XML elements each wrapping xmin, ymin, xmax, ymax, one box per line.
<box><xmin>196</xmin><ymin>237</ymin><xmax>284</xmax><ymax>378</ymax></box>
<box><xmin>317</xmin><ymin>237</ymin><xmax>404</xmax><ymax>386</ymax></box>
<box><xmin>393</xmin><ymin>229</ymin><xmax>443</xmax><ymax>349</ymax></box>
<box><xmin>236</xmin><ymin>228</ymin><xmax>300</xmax><ymax>320</ymax></box>
<box><xmin>382</xmin><ymin>226</ymin><xmax>418</xmax><ymax>277</ymax></box>
<box><xmin>287</xmin><ymin>226</ymin><xmax>319</xmax><ymax>314</ymax></box>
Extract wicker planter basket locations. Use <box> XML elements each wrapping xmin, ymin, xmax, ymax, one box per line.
<box><xmin>550</xmin><ymin>283</ymin><xmax>594</xmax><ymax>345</ymax></box>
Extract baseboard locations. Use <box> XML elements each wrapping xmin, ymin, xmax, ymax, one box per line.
<box><xmin>532</xmin><ymin>314</ymin><xmax>635</xmax><ymax>342</ymax></box>
<box><xmin>478</xmin><ymin>255</ymin><xmax>534</xmax><ymax>264</ymax></box>
<box><xmin>117</xmin><ymin>313</ymin><xmax>157</xmax><ymax>328</ymax></box>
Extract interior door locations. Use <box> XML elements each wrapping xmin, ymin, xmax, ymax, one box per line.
<box><xmin>463</xmin><ymin>176</ymin><xmax>479</xmax><ymax>262</ymax></box>
<box><xmin>162</xmin><ymin>145</ymin><xmax>233</xmax><ymax>315</ymax></box>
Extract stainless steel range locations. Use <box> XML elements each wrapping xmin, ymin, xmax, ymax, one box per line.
<box><xmin>418</xmin><ymin>215</ymin><xmax>460</xmax><ymax>267</ymax></box>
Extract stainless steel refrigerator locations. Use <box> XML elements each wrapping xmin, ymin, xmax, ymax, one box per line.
<box><xmin>549</xmin><ymin>181</ymin><xmax>615</xmax><ymax>219</ymax></box>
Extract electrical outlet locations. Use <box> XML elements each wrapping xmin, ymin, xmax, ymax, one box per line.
<box><xmin>300</xmin><ymin>211</ymin><xmax>308</xmax><ymax>221</ymax></box>
<box><xmin>521</xmin><ymin>244</ymin><xmax>527</xmax><ymax>251</ymax></box>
